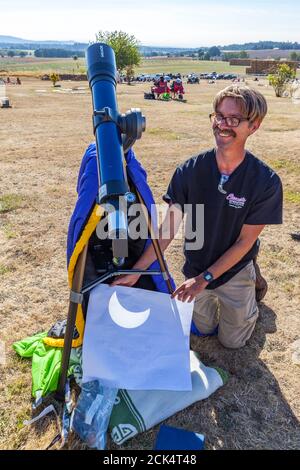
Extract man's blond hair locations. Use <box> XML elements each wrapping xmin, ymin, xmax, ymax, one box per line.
<box><xmin>213</xmin><ymin>85</ymin><xmax>267</xmax><ymax>123</ymax></box>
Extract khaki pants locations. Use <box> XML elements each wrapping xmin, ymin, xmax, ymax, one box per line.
<box><xmin>192</xmin><ymin>262</ymin><xmax>259</xmax><ymax>349</ymax></box>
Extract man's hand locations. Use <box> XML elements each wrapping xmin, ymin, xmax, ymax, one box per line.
<box><xmin>110</xmin><ymin>273</ymin><xmax>141</xmax><ymax>288</ymax></box>
<box><xmin>111</xmin><ymin>203</ymin><xmax>183</xmax><ymax>290</ymax></box>
<box><xmin>171</xmin><ymin>275</ymin><xmax>208</xmax><ymax>302</ymax></box>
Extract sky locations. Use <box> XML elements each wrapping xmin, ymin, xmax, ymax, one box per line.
<box><xmin>0</xmin><ymin>0</ymin><xmax>299</xmax><ymax>47</ymax></box>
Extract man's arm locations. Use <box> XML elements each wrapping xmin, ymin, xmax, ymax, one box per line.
<box><xmin>172</xmin><ymin>224</ymin><xmax>265</xmax><ymax>302</ymax></box>
<box><xmin>207</xmin><ymin>223</ymin><xmax>265</xmax><ymax>281</ymax></box>
<box><xmin>111</xmin><ymin>203</ymin><xmax>183</xmax><ymax>287</ymax></box>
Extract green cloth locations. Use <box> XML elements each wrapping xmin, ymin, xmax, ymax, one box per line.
<box><xmin>13</xmin><ymin>332</ymin><xmax>82</xmax><ymax>398</ymax></box>
<box><xmin>13</xmin><ymin>331</ymin><xmax>48</xmax><ymax>357</ymax></box>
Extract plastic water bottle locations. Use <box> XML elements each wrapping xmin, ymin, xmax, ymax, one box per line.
<box><xmin>72</xmin><ymin>380</ymin><xmax>118</xmax><ymax>449</ymax></box>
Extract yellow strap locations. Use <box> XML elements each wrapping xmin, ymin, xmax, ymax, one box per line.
<box><xmin>43</xmin><ymin>204</ymin><xmax>104</xmax><ymax>348</ymax></box>
<box><xmin>68</xmin><ymin>204</ymin><xmax>104</xmax><ymax>288</ymax></box>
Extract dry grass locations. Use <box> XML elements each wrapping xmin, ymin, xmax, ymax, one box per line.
<box><xmin>0</xmin><ymin>77</ymin><xmax>299</xmax><ymax>450</ymax></box>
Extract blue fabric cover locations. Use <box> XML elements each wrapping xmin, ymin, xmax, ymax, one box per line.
<box><xmin>67</xmin><ymin>142</ymin><xmax>175</xmax><ymax>294</ymax></box>
<box><xmin>154</xmin><ymin>424</ymin><xmax>205</xmax><ymax>450</ymax></box>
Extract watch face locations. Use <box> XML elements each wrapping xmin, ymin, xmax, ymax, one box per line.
<box><xmin>204</xmin><ymin>272</ymin><xmax>213</xmax><ymax>282</ymax></box>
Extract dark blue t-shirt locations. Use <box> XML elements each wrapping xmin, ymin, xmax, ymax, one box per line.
<box><xmin>163</xmin><ymin>148</ymin><xmax>283</xmax><ymax>289</ymax></box>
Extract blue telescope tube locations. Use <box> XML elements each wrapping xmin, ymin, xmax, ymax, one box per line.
<box><xmin>86</xmin><ymin>42</ymin><xmax>128</xmax><ymax>201</ymax></box>
<box><xmin>86</xmin><ymin>43</ymin><xmax>128</xmax><ymax>244</ymax></box>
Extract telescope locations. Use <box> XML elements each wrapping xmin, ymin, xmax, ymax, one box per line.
<box><xmin>86</xmin><ymin>43</ymin><xmax>145</xmax><ymax>265</ymax></box>
<box><xmin>56</xmin><ymin>43</ymin><xmax>173</xmax><ymax>400</ymax></box>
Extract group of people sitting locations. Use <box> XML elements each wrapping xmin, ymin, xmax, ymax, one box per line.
<box><xmin>3</xmin><ymin>76</ymin><xmax>21</xmax><ymax>85</ymax></box>
<box><xmin>151</xmin><ymin>76</ymin><xmax>185</xmax><ymax>100</ymax></box>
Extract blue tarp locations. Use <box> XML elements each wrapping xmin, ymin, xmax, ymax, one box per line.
<box><xmin>67</xmin><ymin>143</ymin><xmax>175</xmax><ymax>294</ymax></box>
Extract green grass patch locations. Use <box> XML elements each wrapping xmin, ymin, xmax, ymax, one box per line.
<box><xmin>2</xmin><ymin>223</ymin><xmax>17</xmax><ymax>239</ymax></box>
<box><xmin>0</xmin><ymin>57</ymin><xmax>246</xmax><ymax>76</ymax></box>
<box><xmin>137</xmin><ymin>59</ymin><xmax>246</xmax><ymax>75</ymax></box>
<box><xmin>0</xmin><ymin>57</ymin><xmax>86</xmax><ymax>75</ymax></box>
<box><xmin>0</xmin><ymin>409</ymin><xmax>10</xmax><ymax>436</ymax></box>
<box><xmin>0</xmin><ymin>194</ymin><xmax>23</xmax><ymax>213</ymax></box>
<box><xmin>7</xmin><ymin>379</ymin><xmax>28</xmax><ymax>399</ymax></box>
<box><xmin>267</xmin><ymin>159</ymin><xmax>300</xmax><ymax>176</ymax></box>
<box><xmin>0</xmin><ymin>264</ymin><xmax>11</xmax><ymax>275</ymax></box>
<box><xmin>1</xmin><ymin>56</ymin><xmax>298</xmax><ymax>79</ymax></box>
<box><xmin>16</xmin><ymin>408</ymin><xmax>31</xmax><ymax>430</ymax></box>
<box><xmin>10</xmin><ymin>354</ymin><xmax>31</xmax><ymax>373</ymax></box>
<box><xmin>147</xmin><ymin>128</ymin><xmax>179</xmax><ymax>140</ymax></box>
<box><xmin>271</xmin><ymin>159</ymin><xmax>287</xmax><ymax>170</ymax></box>
<box><xmin>285</xmin><ymin>190</ymin><xmax>300</xmax><ymax>204</ymax></box>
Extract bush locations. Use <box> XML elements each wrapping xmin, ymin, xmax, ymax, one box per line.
<box><xmin>50</xmin><ymin>73</ymin><xmax>60</xmax><ymax>87</ymax></box>
<box><xmin>268</xmin><ymin>64</ymin><xmax>296</xmax><ymax>97</ymax></box>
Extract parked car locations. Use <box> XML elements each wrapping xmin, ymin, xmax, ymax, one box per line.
<box><xmin>187</xmin><ymin>74</ymin><xmax>199</xmax><ymax>84</ymax></box>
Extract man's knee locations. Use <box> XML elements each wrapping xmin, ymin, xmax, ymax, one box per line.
<box><xmin>192</xmin><ymin>318</ymin><xmax>218</xmax><ymax>336</ymax></box>
<box><xmin>218</xmin><ymin>315</ymin><xmax>258</xmax><ymax>349</ymax></box>
<box><xmin>218</xmin><ymin>334</ymin><xmax>247</xmax><ymax>349</ymax></box>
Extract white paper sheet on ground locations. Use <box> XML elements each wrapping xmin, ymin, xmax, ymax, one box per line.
<box><xmin>83</xmin><ymin>284</ymin><xmax>194</xmax><ymax>391</ymax></box>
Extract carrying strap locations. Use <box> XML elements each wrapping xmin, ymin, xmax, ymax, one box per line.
<box><xmin>43</xmin><ymin>204</ymin><xmax>103</xmax><ymax>349</ymax></box>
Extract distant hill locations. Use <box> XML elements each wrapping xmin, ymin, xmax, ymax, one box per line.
<box><xmin>139</xmin><ymin>45</ymin><xmax>207</xmax><ymax>55</ymax></box>
<box><xmin>0</xmin><ymin>35</ymin><xmax>87</xmax><ymax>50</ymax></box>
<box><xmin>222</xmin><ymin>41</ymin><xmax>300</xmax><ymax>51</ymax></box>
<box><xmin>1</xmin><ymin>36</ymin><xmax>300</xmax><ymax>56</ymax></box>
<box><xmin>0</xmin><ymin>35</ymin><xmax>31</xmax><ymax>44</ymax></box>
<box><xmin>244</xmin><ymin>49</ymin><xmax>300</xmax><ymax>59</ymax></box>
<box><xmin>0</xmin><ymin>35</ymin><xmax>76</xmax><ymax>45</ymax></box>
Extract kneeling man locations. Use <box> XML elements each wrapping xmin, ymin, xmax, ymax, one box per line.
<box><xmin>112</xmin><ymin>85</ymin><xmax>283</xmax><ymax>349</ymax></box>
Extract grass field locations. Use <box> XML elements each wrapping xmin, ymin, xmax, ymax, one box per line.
<box><xmin>0</xmin><ymin>56</ymin><xmax>246</xmax><ymax>76</ymax></box>
<box><xmin>0</xmin><ymin>57</ymin><xmax>86</xmax><ymax>75</ymax></box>
<box><xmin>0</xmin><ymin>76</ymin><xmax>299</xmax><ymax>450</ymax></box>
<box><xmin>1</xmin><ymin>56</ymin><xmax>299</xmax><ymax>80</ymax></box>
<box><xmin>136</xmin><ymin>58</ymin><xmax>246</xmax><ymax>75</ymax></box>
<box><xmin>0</xmin><ymin>57</ymin><xmax>300</xmax><ymax>81</ymax></box>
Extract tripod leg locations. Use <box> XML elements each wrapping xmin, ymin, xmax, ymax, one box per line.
<box><xmin>56</xmin><ymin>243</ymin><xmax>88</xmax><ymax>400</ymax></box>
<box><xmin>135</xmin><ymin>188</ymin><xmax>174</xmax><ymax>295</ymax></box>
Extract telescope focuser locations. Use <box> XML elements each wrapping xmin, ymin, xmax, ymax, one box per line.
<box><xmin>93</xmin><ymin>107</ymin><xmax>146</xmax><ymax>155</ymax></box>
<box><xmin>119</xmin><ymin>109</ymin><xmax>146</xmax><ymax>153</ymax></box>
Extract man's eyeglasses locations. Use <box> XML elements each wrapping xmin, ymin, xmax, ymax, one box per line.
<box><xmin>209</xmin><ymin>112</ymin><xmax>249</xmax><ymax>128</ymax></box>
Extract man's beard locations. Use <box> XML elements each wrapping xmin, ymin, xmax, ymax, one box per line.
<box><xmin>213</xmin><ymin>126</ymin><xmax>236</xmax><ymax>138</ymax></box>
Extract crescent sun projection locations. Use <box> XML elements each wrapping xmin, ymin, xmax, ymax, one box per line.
<box><xmin>108</xmin><ymin>291</ymin><xmax>151</xmax><ymax>329</ymax></box>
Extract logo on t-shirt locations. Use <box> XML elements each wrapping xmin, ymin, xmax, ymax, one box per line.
<box><xmin>226</xmin><ymin>193</ymin><xmax>246</xmax><ymax>209</ymax></box>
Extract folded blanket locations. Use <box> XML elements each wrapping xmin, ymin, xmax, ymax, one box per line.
<box><xmin>109</xmin><ymin>351</ymin><xmax>228</xmax><ymax>445</ymax></box>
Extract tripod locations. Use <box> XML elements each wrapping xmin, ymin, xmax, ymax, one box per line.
<box><xmin>56</xmin><ymin>187</ymin><xmax>174</xmax><ymax>400</ymax></box>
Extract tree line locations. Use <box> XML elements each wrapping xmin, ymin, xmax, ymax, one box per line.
<box><xmin>34</xmin><ymin>49</ymin><xmax>85</xmax><ymax>58</ymax></box>
<box><xmin>223</xmin><ymin>41</ymin><xmax>300</xmax><ymax>51</ymax></box>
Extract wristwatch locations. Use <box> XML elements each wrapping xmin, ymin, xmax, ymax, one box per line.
<box><xmin>203</xmin><ymin>271</ymin><xmax>214</xmax><ymax>283</ymax></box>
